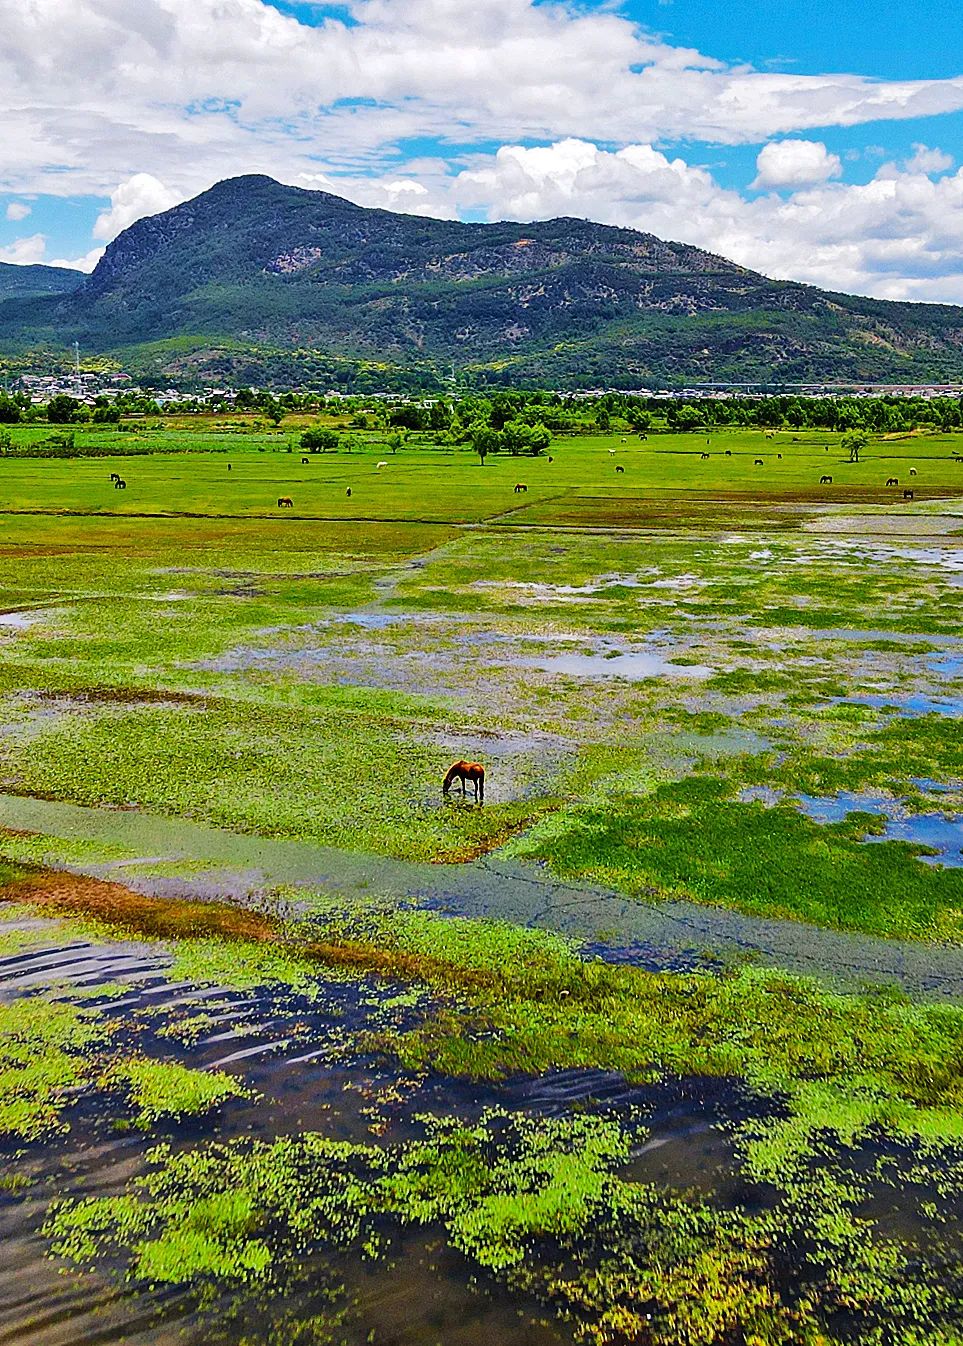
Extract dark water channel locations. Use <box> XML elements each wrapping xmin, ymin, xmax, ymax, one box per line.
<box><xmin>0</xmin><ymin>921</ymin><xmax>758</xmax><ymax>1346</ymax></box>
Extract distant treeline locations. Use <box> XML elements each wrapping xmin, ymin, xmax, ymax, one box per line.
<box><xmin>2</xmin><ymin>386</ymin><xmax>961</xmax><ymax>448</ymax></box>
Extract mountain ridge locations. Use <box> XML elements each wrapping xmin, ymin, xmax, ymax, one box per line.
<box><xmin>2</xmin><ymin>174</ymin><xmax>963</xmax><ymax>389</ymax></box>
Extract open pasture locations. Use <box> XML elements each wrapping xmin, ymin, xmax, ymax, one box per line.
<box><xmin>1</xmin><ymin>426</ymin><xmax>963</xmax><ymax>1346</ymax></box>
<box><xmin>1</xmin><ymin>427</ymin><xmax>963</xmax><ymax>523</ymax></box>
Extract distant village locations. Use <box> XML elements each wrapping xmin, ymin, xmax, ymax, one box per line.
<box><xmin>10</xmin><ymin>366</ymin><xmax>963</xmax><ymax>407</ymax></box>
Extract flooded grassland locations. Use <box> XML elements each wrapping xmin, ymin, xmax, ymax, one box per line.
<box><xmin>2</xmin><ymin>435</ymin><xmax>963</xmax><ymax>1346</ymax></box>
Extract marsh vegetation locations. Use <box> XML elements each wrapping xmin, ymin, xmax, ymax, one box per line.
<box><xmin>1</xmin><ymin>422</ymin><xmax>963</xmax><ymax>1345</ymax></box>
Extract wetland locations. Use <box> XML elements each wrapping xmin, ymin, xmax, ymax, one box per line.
<box><xmin>2</xmin><ymin>423</ymin><xmax>963</xmax><ymax>1346</ymax></box>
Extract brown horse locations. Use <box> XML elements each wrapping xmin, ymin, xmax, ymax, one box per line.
<box><xmin>442</xmin><ymin>760</ymin><xmax>485</xmax><ymax>802</ymax></box>
<box><xmin>278</xmin><ymin>496</ymin><xmax>294</xmax><ymax>508</ymax></box>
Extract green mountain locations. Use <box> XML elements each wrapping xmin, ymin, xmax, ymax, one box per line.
<box><xmin>0</xmin><ymin>261</ymin><xmax>83</xmax><ymax>300</ymax></box>
<box><xmin>3</xmin><ymin>174</ymin><xmax>963</xmax><ymax>389</ymax></box>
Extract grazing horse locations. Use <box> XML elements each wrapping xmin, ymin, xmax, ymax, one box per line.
<box><xmin>886</xmin><ymin>478</ymin><xmax>899</xmax><ymax>486</ymax></box>
<box><xmin>700</xmin><ymin>452</ymin><xmax>709</xmax><ymax>460</ymax></box>
<box><xmin>376</xmin><ymin>461</ymin><xmax>388</xmax><ymax>469</ymax></box>
<box><xmin>820</xmin><ymin>475</ymin><xmax>832</xmax><ymax>484</ymax></box>
<box><xmin>754</xmin><ymin>459</ymin><xmax>764</xmax><ymax>466</ymax></box>
<box><xmin>904</xmin><ymin>489</ymin><xmax>914</xmax><ymax>499</ymax></box>
<box><xmin>114</xmin><ymin>478</ymin><xmax>126</xmax><ymax>489</ymax></box>
<box><xmin>277</xmin><ymin>496</ymin><xmax>294</xmax><ymax>508</ymax></box>
<box><xmin>725</xmin><ymin>449</ymin><xmax>732</xmax><ymax>456</ymax></box>
<box><xmin>443</xmin><ymin>760</ymin><xmax>485</xmax><ymax>802</ymax></box>
<box><xmin>615</xmin><ymin>464</ymin><xmax>625</xmax><ymax>474</ymax></box>
<box><xmin>910</xmin><ymin>468</ymin><xmax>917</xmax><ymax>476</ymax></box>
<box><xmin>514</xmin><ymin>482</ymin><xmax>528</xmax><ymax>493</ymax></box>
<box><xmin>346</xmin><ymin>487</ymin><xmax>352</xmax><ymax>497</ymax></box>
<box><xmin>301</xmin><ymin>457</ymin><xmax>309</xmax><ymax>464</ymax></box>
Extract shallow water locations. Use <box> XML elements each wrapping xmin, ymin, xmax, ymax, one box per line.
<box><xmin>6</xmin><ymin>793</ymin><xmax>963</xmax><ymax>999</ymax></box>
<box><xmin>796</xmin><ymin>792</ymin><xmax>963</xmax><ymax>868</ymax></box>
<box><xmin>510</xmin><ymin>650</ymin><xmax>714</xmax><ymax>680</ymax></box>
<box><xmin>0</xmin><ymin>917</ymin><xmax>765</xmax><ymax>1346</ymax></box>
<box><xmin>829</xmin><ymin>692</ymin><xmax>963</xmax><ymax>718</ymax></box>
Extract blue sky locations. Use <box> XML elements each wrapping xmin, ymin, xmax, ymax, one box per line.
<box><xmin>2</xmin><ymin>0</ymin><xmax>962</xmax><ymax>300</ymax></box>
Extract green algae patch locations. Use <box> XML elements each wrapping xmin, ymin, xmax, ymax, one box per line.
<box><xmin>505</xmin><ymin>774</ymin><xmax>963</xmax><ymax>940</ymax></box>
<box><xmin>44</xmin><ymin>1108</ymin><xmax>963</xmax><ymax>1346</ymax></box>
<box><xmin>0</xmin><ymin>993</ymin><xmax>249</xmax><ymax>1142</ymax></box>
<box><xmin>107</xmin><ymin>1059</ymin><xmax>252</xmax><ymax>1129</ymax></box>
<box><xmin>0</xmin><ymin>1000</ymin><xmax>110</xmax><ymax>1141</ymax></box>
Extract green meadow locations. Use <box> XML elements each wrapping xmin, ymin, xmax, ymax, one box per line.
<box><xmin>2</xmin><ymin>419</ymin><xmax>963</xmax><ymax>1346</ymax></box>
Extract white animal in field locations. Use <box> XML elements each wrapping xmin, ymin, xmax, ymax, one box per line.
<box><xmin>608</xmin><ymin>448</ymin><xmax>616</xmax><ymax>455</ymax></box>
<box><xmin>376</xmin><ymin>461</ymin><xmax>388</xmax><ymax>469</ymax></box>
<box><xmin>910</xmin><ymin>468</ymin><xmax>917</xmax><ymax>476</ymax></box>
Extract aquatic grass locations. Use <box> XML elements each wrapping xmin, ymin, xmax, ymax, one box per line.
<box><xmin>506</xmin><ymin>773</ymin><xmax>963</xmax><ymax>939</ymax></box>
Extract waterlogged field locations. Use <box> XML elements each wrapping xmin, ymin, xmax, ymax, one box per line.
<box><xmin>2</xmin><ymin>427</ymin><xmax>963</xmax><ymax>1346</ymax></box>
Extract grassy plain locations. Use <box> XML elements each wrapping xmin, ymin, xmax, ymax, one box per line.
<box><xmin>1</xmin><ymin>421</ymin><xmax>963</xmax><ymax>1346</ymax></box>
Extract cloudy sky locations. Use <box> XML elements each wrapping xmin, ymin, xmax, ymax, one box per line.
<box><xmin>2</xmin><ymin>0</ymin><xmax>963</xmax><ymax>301</ymax></box>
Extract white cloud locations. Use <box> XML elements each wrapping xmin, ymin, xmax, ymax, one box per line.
<box><xmin>0</xmin><ymin>234</ymin><xmax>47</xmax><ymax>265</ymax></box>
<box><xmin>5</xmin><ymin>202</ymin><xmax>31</xmax><ymax>222</ymax></box>
<box><xmin>0</xmin><ymin>0</ymin><xmax>962</xmax><ymax>203</ymax></box>
<box><xmin>367</xmin><ymin>137</ymin><xmax>963</xmax><ymax>304</ymax></box>
<box><xmin>753</xmin><ymin>139</ymin><xmax>842</xmax><ymax>189</ymax></box>
<box><xmin>93</xmin><ymin>174</ymin><xmax>181</xmax><ymax>241</ymax></box>
<box><xmin>905</xmin><ymin>143</ymin><xmax>954</xmax><ymax>175</ymax></box>
<box><xmin>48</xmin><ymin>246</ymin><xmax>105</xmax><ymax>273</ymax></box>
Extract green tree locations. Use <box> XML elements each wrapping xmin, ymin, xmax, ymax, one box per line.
<box><xmin>46</xmin><ymin>394</ymin><xmax>81</xmax><ymax>424</ymax></box>
<box><xmin>842</xmin><ymin>429</ymin><xmax>869</xmax><ymax>463</ymax></box>
<box><xmin>471</xmin><ymin>423</ymin><xmax>499</xmax><ymax>466</ymax></box>
<box><xmin>300</xmin><ymin>426</ymin><xmax>339</xmax><ymax>453</ymax></box>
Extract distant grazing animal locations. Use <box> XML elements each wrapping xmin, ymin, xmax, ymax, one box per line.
<box><xmin>700</xmin><ymin>452</ymin><xmax>709</xmax><ymax>460</ymax></box>
<box><xmin>608</xmin><ymin>448</ymin><xmax>616</xmax><ymax>456</ymax></box>
<box><xmin>620</xmin><ymin>437</ymin><xmax>627</xmax><ymax>443</ymax></box>
<box><xmin>886</xmin><ymin>478</ymin><xmax>899</xmax><ymax>486</ymax></box>
<box><xmin>548</xmin><ymin>456</ymin><xmax>554</xmax><ymax>463</ymax></box>
<box><xmin>514</xmin><ymin>482</ymin><xmax>528</xmax><ymax>493</ymax></box>
<box><xmin>725</xmin><ymin>449</ymin><xmax>731</xmax><ymax>456</ymax></box>
<box><xmin>227</xmin><ymin>463</ymin><xmax>232</xmax><ymax>471</ymax></box>
<box><xmin>792</xmin><ymin>437</ymin><xmax>800</xmax><ymax>443</ymax></box>
<box><xmin>639</xmin><ymin>433</ymin><xmax>648</xmax><ymax>441</ymax></box>
<box><xmin>615</xmin><ymin>464</ymin><xmax>625</xmax><ymax>473</ymax></box>
<box><xmin>754</xmin><ymin>459</ymin><xmax>764</xmax><ymax>466</ymax></box>
<box><xmin>443</xmin><ymin>760</ymin><xmax>485</xmax><ymax>802</ymax></box>
<box><xmin>277</xmin><ymin>496</ymin><xmax>293</xmax><ymax>508</ymax></box>
<box><xmin>114</xmin><ymin>478</ymin><xmax>126</xmax><ymax>489</ymax></box>
<box><xmin>820</xmin><ymin>475</ymin><xmax>832</xmax><ymax>484</ymax></box>
<box><xmin>301</xmin><ymin>457</ymin><xmax>309</xmax><ymax>464</ymax></box>
<box><xmin>910</xmin><ymin>468</ymin><xmax>917</xmax><ymax>476</ymax></box>
<box><xmin>346</xmin><ymin>488</ymin><xmax>352</xmax><ymax>497</ymax></box>
<box><xmin>109</xmin><ymin>472</ymin><xmax>120</xmax><ymax>483</ymax></box>
<box><xmin>777</xmin><ymin>454</ymin><xmax>782</xmax><ymax>459</ymax></box>
<box><xmin>904</xmin><ymin>489</ymin><xmax>914</xmax><ymax>499</ymax></box>
<box><xmin>376</xmin><ymin>461</ymin><xmax>388</xmax><ymax>469</ymax></box>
